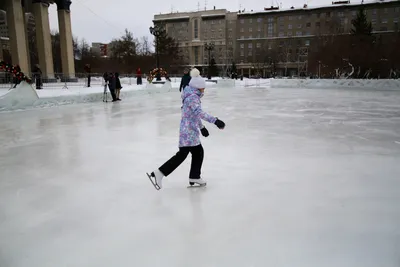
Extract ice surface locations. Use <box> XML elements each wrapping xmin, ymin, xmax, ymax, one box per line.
<box><xmin>1</xmin><ymin>86</ymin><xmax>400</xmax><ymax>267</ymax></box>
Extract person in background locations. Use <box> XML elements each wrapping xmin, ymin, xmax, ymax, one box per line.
<box><xmin>33</xmin><ymin>64</ymin><xmax>42</xmax><ymax>90</ymax></box>
<box><xmin>106</xmin><ymin>72</ymin><xmax>118</xmax><ymax>102</ymax></box>
<box><xmin>179</xmin><ymin>68</ymin><xmax>191</xmax><ymax>92</ymax></box>
<box><xmin>115</xmin><ymin>72</ymin><xmax>122</xmax><ymax>101</ymax></box>
<box><xmin>136</xmin><ymin>68</ymin><xmax>142</xmax><ymax>85</ymax></box>
<box><xmin>84</xmin><ymin>64</ymin><xmax>91</xmax><ymax>87</ymax></box>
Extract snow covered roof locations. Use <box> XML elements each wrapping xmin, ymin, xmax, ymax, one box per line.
<box><xmin>201</xmin><ymin>14</ymin><xmax>226</xmax><ymax>18</ymax></box>
<box><xmin>153</xmin><ymin>16</ymin><xmax>190</xmax><ymax>22</ymax></box>
<box><xmin>239</xmin><ymin>0</ymin><xmax>400</xmax><ymax>16</ymax></box>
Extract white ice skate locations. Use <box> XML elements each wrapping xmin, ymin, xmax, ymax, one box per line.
<box><xmin>146</xmin><ymin>170</ymin><xmax>164</xmax><ymax>190</ymax></box>
<box><xmin>188</xmin><ymin>178</ymin><xmax>207</xmax><ymax>188</ymax></box>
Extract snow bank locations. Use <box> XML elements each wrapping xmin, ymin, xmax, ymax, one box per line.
<box><xmin>217</xmin><ymin>79</ymin><xmax>236</xmax><ymax>88</ymax></box>
<box><xmin>0</xmin><ymin>82</ymin><xmax>39</xmax><ymax>110</ymax></box>
<box><xmin>271</xmin><ymin>79</ymin><xmax>400</xmax><ymax>90</ymax></box>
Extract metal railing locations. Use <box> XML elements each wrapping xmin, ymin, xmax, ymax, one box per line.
<box><xmin>0</xmin><ymin>73</ymin><xmax>191</xmax><ymax>89</ymax></box>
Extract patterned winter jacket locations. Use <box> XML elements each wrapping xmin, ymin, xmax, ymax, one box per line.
<box><xmin>179</xmin><ymin>86</ymin><xmax>217</xmax><ymax>147</ymax></box>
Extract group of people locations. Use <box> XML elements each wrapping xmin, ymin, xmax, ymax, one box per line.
<box><xmin>103</xmin><ymin>72</ymin><xmax>122</xmax><ymax>102</ymax></box>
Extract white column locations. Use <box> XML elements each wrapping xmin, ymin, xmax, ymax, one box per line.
<box><xmin>57</xmin><ymin>4</ymin><xmax>75</xmax><ymax>79</ymax></box>
<box><xmin>33</xmin><ymin>2</ymin><xmax>54</xmax><ymax>79</ymax></box>
<box><xmin>5</xmin><ymin>0</ymin><xmax>29</xmax><ymax>74</ymax></box>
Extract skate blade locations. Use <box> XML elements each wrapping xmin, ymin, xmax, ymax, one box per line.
<box><xmin>187</xmin><ymin>183</ymin><xmax>207</xmax><ymax>188</ymax></box>
<box><xmin>146</xmin><ymin>172</ymin><xmax>161</xmax><ymax>190</ymax></box>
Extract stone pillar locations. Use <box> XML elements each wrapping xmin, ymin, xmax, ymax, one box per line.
<box><xmin>5</xmin><ymin>0</ymin><xmax>29</xmax><ymax>74</ymax></box>
<box><xmin>57</xmin><ymin>0</ymin><xmax>75</xmax><ymax>79</ymax></box>
<box><xmin>33</xmin><ymin>1</ymin><xmax>54</xmax><ymax>79</ymax></box>
<box><xmin>0</xmin><ymin>38</ymin><xmax>3</xmax><ymax>60</ymax></box>
<box><xmin>23</xmin><ymin>12</ymin><xmax>31</xmax><ymax>76</ymax></box>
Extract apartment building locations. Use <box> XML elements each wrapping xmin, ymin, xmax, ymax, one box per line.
<box><xmin>153</xmin><ymin>8</ymin><xmax>237</xmax><ymax>69</ymax></box>
<box><xmin>0</xmin><ymin>10</ymin><xmax>7</xmax><ymax>38</ymax></box>
<box><xmin>154</xmin><ymin>0</ymin><xmax>400</xmax><ymax>76</ymax></box>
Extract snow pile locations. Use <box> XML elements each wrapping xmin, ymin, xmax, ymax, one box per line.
<box><xmin>0</xmin><ymin>82</ymin><xmax>39</xmax><ymax>110</ymax></box>
<box><xmin>271</xmin><ymin>79</ymin><xmax>400</xmax><ymax>90</ymax></box>
<box><xmin>217</xmin><ymin>79</ymin><xmax>236</xmax><ymax>88</ymax></box>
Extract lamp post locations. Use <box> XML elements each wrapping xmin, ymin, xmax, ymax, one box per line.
<box><xmin>149</xmin><ymin>24</ymin><xmax>164</xmax><ymax>81</ymax></box>
<box><xmin>204</xmin><ymin>42</ymin><xmax>215</xmax><ymax>80</ymax></box>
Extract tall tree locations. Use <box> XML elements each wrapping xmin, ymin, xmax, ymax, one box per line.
<box><xmin>155</xmin><ymin>28</ymin><xmax>182</xmax><ymax>70</ymax></box>
<box><xmin>109</xmin><ymin>29</ymin><xmax>137</xmax><ymax>61</ymax></box>
<box><xmin>351</xmin><ymin>7</ymin><xmax>373</xmax><ymax>36</ymax></box>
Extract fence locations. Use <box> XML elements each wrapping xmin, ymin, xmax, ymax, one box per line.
<box><xmin>0</xmin><ymin>73</ymin><xmax>188</xmax><ymax>89</ymax></box>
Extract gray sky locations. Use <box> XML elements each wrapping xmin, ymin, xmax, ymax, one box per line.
<box><xmin>48</xmin><ymin>0</ymin><xmax>334</xmax><ymax>45</ymax></box>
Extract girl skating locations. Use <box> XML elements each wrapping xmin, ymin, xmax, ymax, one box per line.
<box><xmin>147</xmin><ymin>68</ymin><xmax>225</xmax><ymax>190</ymax></box>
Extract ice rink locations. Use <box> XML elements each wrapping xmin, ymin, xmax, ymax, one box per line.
<box><xmin>1</xmin><ymin>86</ymin><xmax>400</xmax><ymax>267</ymax></box>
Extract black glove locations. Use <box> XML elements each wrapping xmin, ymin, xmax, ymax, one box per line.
<box><xmin>214</xmin><ymin>118</ymin><xmax>225</xmax><ymax>129</ymax></box>
<box><xmin>201</xmin><ymin>127</ymin><xmax>209</xmax><ymax>137</ymax></box>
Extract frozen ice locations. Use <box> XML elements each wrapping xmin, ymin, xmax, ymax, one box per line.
<box><xmin>1</xmin><ymin>86</ymin><xmax>400</xmax><ymax>267</ymax></box>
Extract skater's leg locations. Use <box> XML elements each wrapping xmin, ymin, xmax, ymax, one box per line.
<box><xmin>189</xmin><ymin>144</ymin><xmax>204</xmax><ymax>179</ymax></box>
<box><xmin>159</xmin><ymin>147</ymin><xmax>190</xmax><ymax>177</ymax></box>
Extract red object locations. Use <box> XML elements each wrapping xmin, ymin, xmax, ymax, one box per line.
<box><xmin>137</xmin><ymin>68</ymin><xmax>142</xmax><ymax>77</ymax></box>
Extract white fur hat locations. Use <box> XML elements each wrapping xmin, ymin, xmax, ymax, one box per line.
<box><xmin>189</xmin><ymin>68</ymin><xmax>206</xmax><ymax>89</ymax></box>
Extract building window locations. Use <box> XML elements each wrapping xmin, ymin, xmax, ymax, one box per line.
<box><xmin>396</xmin><ymin>7</ymin><xmax>400</xmax><ymax>13</ymax></box>
<box><xmin>394</xmin><ymin>18</ymin><xmax>399</xmax><ymax>23</ymax></box>
<box><xmin>296</xmin><ymin>31</ymin><xmax>302</xmax><ymax>36</ymax></box>
<box><xmin>249</xmin><ymin>18</ymin><xmax>253</xmax><ymax>24</ymax></box>
<box><xmin>305</xmin><ymin>40</ymin><xmax>310</xmax><ymax>46</ymax></box>
<box><xmin>249</xmin><ymin>28</ymin><xmax>253</xmax><ymax>32</ymax></box>
<box><xmin>240</xmin><ymin>19</ymin><xmax>244</xmax><ymax>24</ymax></box>
<box><xmin>298</xmin><ymin>24</ymin><xmax>302</xmax><ymax>28</ymax></box>
<box><xmin>288</xmin><ymin>24</ymin><xmax>292</xmax><ymax>29</ymax></box>
<box><xmin>257</xmin><ymin>18</ymin><xmax>262</xmax><ymax>23</ymax></box>
<box><xmin>352</xmin><ymin>10</ymin><xmax>357</xmax><ymax>17</ymax></box>
<box><xmin>288</xmin><ymin>31</ymin><xmax>293</xmax><ymax>36</ymax></box>
<box><xmin>316</xmin><ymin>22</ymin><xmax>321</xmax><ymax>27</ymax></box>
<box><xmin>240</xmin><ymin>28</ymin><xmax>244</xmax><ymax>32</ymax></box>
<box><xmin>382</xmin><ymin>19</ymin><xmax>388</xmax><ymax>24</ymax></box>
<box><xmin>306</xmin><ymin>22</ymin><xmax>311</xmax><ymax>27</ymax></box>
<box><xmin>298</xmin><ymin>15</ymin><xmax>302</xmax><ymax>20</ymax></box>
<box><xmin>279</xmin><ymin>32</ymin><xmax>285</xmax><ymax>37</ymax></box>
<box><xmin>240</xmin><ymin>43</ymin><xmax>244</xmax><ymax>48</ymax></box>
<box><xmin>338</xmin><ymin>11</ymin><xmax>344</xmax><ymax>17</ymax></box>
<box><xmin>194</xmin><ymin>47</ymin><xmax>199</xmax><ymax>65</ymax></box>
<box><xmin>268</xmin><ymin>43</ymin><xmax>272</xmax><ymax>50</ymax></box>
<box><xmin>194</xmin><ymin>19</ymin><xmax>199</xmax><ymax>39</ymax></box>
<box><xmin>380</xmin><ymin>26</ymin><xmax>388</xmax><ymax>31</ymax></box>
<box><xmin>289</xmin><ymin>16</ymin><xmax>293</xmax><ymax>20</ymax></box>
<box><xmin>372</xmin><ymin>9</ymin><xmax>377</xmax><ymax>15</ymax></box>
<box><xmin>248</xmin><ymin>50</ymin><xmax>253</xmax><ymax>56</ymax></box>
<box><xmin>384</xmin><ymin>8</ymin><xmax>388</xmax><ymax>14</ymax></box>
<box><xmin>256</xmin><ymin>42</ymin><xmax>261</xmax><ymax>48</ymax></box>
<box><xmin>240</xmin><ymin>50</ymin><xmax>244</xmax><ymax>56</ymax></box>
<box><xmin>317</xmin><ymin>13</ymin><xmax>321</xmax><ymax>18</ymax></box>
<box><xmin>372</xmin><ymin>19</ymin><xmax>377</xmax><ymax>25</ymax></box>
<box><xmin>241</xmin><ymin>36</ymin><xmax>244</xmax><ymax>39</ymax></box>
<box><xmin>248</xmin><ymin>43</ymin><xmax>253</xmax><ymax>48</ymax></box>
<box><xmin>268</xmin><ymin>17</ymin><xmax>274</xmax><ymax>22</ymax></box>
<box><xmin>258</xmin><ymin>26</ymin><xmax>261</xmax><ymax>32</ymax></box>
<box><xmin>326</xmin><ymin>12</ymin><xmax>331</xmax><ymax>17</ymax></box>
<box><xmin>229</xmin><ymin>41</ymin><xmax>233</xmax><ymax>46</ymax></box>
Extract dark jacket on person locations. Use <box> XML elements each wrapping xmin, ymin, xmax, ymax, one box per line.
<box><xmin>179</xmin><ymin>73</ymin><xmax>191</xmax><ymax>92</ymax></box>
<box><xmin>115</xmin><ymin>73</ymin><xmax>122</xmax><ymax>89</ymax></box>
<box><xmin>108</xmin><ymin>73</ymin><xmax>116</xmax><ymax>91</ymax></box>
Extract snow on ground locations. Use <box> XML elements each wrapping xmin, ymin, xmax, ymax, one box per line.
<box><xmin>1</xmin><ymin>85</ymin><xmax>400</xmax><ymax>267</ymax></box>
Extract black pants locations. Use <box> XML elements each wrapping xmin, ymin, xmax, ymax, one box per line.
<box><xmin>159</xmin><ymin>145</ymin><xmax>204</xmax><ymax>179</ymax></box>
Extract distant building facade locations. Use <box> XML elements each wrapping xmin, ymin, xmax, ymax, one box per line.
<box><xmin>153</xmin><ymin>0</ymin><xmax>400</xmax><ymax>77</ymax></box>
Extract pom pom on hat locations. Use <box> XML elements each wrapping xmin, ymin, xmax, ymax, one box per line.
<box><xmin>190</xmin><ymin>68</ymin><xmax>201</xmax><ymax>78</ymax></box>
<box><xmin>189</xmin><ymin>68</ymin><xmax>206</xmax><ymax>89</ymax></box>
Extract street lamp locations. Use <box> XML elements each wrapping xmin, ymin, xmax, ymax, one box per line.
<box><xmin>204</xmin><ymin>42</ymin><xmax>215</xmax><ymax>80</ymax></box>
<box><xmin>149</xmin><ymin>24</ymin><xmax>164</xmax><ymax>81</ymax></box>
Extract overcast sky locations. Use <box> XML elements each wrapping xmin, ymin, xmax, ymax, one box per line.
<box><xmin>48</xmin><ymin>0</ymin><xmax>334</xmax><ymax>45</ymax></box>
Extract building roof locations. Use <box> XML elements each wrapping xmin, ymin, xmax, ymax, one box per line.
<box><xmin>239</xmin><ymin>0</ymin><xmax>399</xmax><ymax>16</ymax></box>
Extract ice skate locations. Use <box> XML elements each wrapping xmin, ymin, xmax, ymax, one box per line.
<box><xmin>146</xmin><ymin>170</ymin><xmax>164</xmax><ymax>190</ymax></box>
<box><xmin>188</xmin><ymin>178</ymin><xmax>207</xmax><ymax>188</ymax></box>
